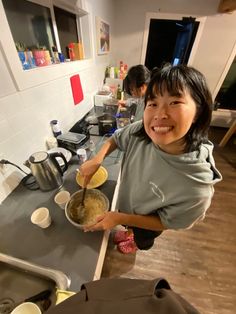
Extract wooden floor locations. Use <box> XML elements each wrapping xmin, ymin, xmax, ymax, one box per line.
<box><xmin>101</xmin><ymin>127</ymin><xmax>236</xmax><ymax>314</ymax></box>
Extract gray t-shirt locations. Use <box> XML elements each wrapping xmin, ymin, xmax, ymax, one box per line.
<box><xmin>112</xmin><ymin>121</ymin><xmax>222</xmax><ymax>230</ymax></box>
<box><xmin>126</xmin><ymin>97</ymin><xmax>145</xmax><ymax>122</ymax></box>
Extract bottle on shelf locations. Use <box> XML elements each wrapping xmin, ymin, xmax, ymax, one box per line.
<box><xmin>120</xmin><ymin>61</ymin><xmax>124</xmax><ymax>72</ymax></box>
<box><xmin>104</xmin><ymin>66</ymin><xmax>110</xmax><ymax>83</ymax></box>
<box><xmin>119</xmin><ymin>61</ymin><xmax>124</xmax><ymax>79</ymax></box>
<box><xmin>116</xmin><ymin>84</ymin><xmax>122</xmax><ymax>100</ymax></box>
<box><xmin>123</xmin><ymin>64</ymin><xmax>128</xmax><ymax>78</ymax></box>
<box><xmin>52</xmin><ymin>46</ymin><xmax>60</xmax><ymax>63</ymax></box>
<box><xmin>67</xmin><ymin>43</ymin><xmax>75</xmax><ymax>61</ymax></box>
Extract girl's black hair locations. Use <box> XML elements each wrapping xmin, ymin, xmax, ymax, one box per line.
<box><xmin>124</xmin><ymin>64</ymin><xmax>151</xmax><ymax>95</ymax></box>
<box><xmin>135</xmin><ymin>63</ymin><xmax>213</xmax><ymax>152</ymax></box>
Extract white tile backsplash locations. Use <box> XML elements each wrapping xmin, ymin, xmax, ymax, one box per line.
<box><xmin>0</xmin><ymin>65</ymin><xmax>104</xmax><ymax>203</ymax></box>
<box><xmin>0</xmin><ymin>119</ymin><xmax>12</xmax><ymax>142</ymax></box>
<box><xmin>0</xmin><ymin>93</ymin><xmax>22</xmax><ymax>121</ymax></box>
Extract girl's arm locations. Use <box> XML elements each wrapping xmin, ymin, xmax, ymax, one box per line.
<box><xmin>119</xmin><ymin>212</ymin><xmax>166</xmax><ymax>231</ymax></box>
<box><xmin>83</xmin><ymin>211</ymin><xmax>166</xmax><ymax>232</ymax></box>
<box><xmin>79</xmin><ymin>137</ymin><xmax>118</xmax><ymax>186</ymax></box>
<box><xmin>93</xmin><ymin>136</ymin><xmax>118</xmax><ymax>163</ymax></box>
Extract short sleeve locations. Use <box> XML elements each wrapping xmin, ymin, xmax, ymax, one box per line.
<box><xmin>112</xmin><ymin>121</ymin><xmax>142</xmax><ymax>152</ymax></box>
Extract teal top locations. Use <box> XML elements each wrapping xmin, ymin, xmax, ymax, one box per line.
<box><xmin>112</xmin><ymin>121</ymin><xmax>222</xmax><ymax>230</ymax></box>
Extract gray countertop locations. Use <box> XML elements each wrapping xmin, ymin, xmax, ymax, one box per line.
<box><xmin>0</xmin><ymin>136</ymin><xmax>121</xmax><ymax>292</ymax></box>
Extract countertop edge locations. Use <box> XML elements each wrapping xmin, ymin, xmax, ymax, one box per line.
<box><xmin>93</xmin><ymin>173</ymin><xmax>120</xmax><ymax>280</ymax></box>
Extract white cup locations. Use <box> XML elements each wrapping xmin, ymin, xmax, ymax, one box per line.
<box><xmin>76</xmin><ymin>148</ymin><xmax>87</xmax><ymax>165</ymax></box>
<box><xmin>31</xmin><ymin>207</ymin><xmax>51</xmax><ymax>228</ymax></box>
<box><xmin>54</xmin><ymin>190</ymin><xmax>71</xmax><ymax>209</ymax></box>
<box><xmin>46</xmin><ymin>136</ymin><xmax>58</xmax><ymax>149</ymax></box>
<box><xmin>11</xmin><ymin>302</ymin><xmax>42</xmax><ymax>314</ymax></box>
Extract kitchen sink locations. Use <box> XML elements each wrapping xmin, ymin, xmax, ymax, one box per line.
<box><xmin>0</xmin><ymin>253</ymin><xmax>71</xmax><ymax>313</ymax></box>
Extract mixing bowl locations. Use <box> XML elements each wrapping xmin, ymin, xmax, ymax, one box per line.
<box><xmin>65</xmin><ymin>189</ymin><xmax>109</xmax><ymax>229</ymax></box>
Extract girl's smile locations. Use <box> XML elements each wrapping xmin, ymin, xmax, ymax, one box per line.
<box><xmin>151</xmin><ymin>125</ymin><xmax>173</xmax><ymax>134</ymax></box>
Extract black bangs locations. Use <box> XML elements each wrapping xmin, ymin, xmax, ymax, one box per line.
<box><xmin>146</xmin><ymin>66</ymin><xmax>187</xmax><ymax>102</ymax></box>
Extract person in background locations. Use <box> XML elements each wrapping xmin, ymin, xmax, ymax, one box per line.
<box><xmin>119</xmin><ymin>64</ymin><xmax>151</xmax><ymax>121</ymax></box>
<box><xmin>80</xmin><ymin>64</ymin><xmax>222</xmax><ymax>254</ymax></box>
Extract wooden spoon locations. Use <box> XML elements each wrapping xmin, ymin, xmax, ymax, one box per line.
<box><xmin>76</xmin><ymin>187</ymin><xmax>87</xmax><ymax>221</ymax></box>
<box><xmin>81</xmin><ymin>187</ymin><xmax>87</xmax><ymax>207</ymax></box>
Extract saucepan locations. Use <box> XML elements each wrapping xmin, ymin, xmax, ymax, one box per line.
<box><xmin>97</xmin><ymin>113</ymin><xmax>117</xmax><ymax>136</ymax></box>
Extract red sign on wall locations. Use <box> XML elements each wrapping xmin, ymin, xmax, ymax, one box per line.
<box><xmin>70</xmin><ymin>74</ymin><xmax>84</xmax><ymax>105</ymax></box>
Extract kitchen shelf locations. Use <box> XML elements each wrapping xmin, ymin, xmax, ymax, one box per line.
<box><xmin>0</xmin><ymin>0</ymin><xmax>93</xmax><ymax>91</ymax></box>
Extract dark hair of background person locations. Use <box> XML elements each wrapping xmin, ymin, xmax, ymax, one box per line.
<box><xmin>123</xmin><ymin>64</ymin><xmax>151</xmax><ymax>95</ymax></box>
<box><xmin>134</xmin><ymin>63</ymin><xmax>213</xmax><ymax>153</ymax></box>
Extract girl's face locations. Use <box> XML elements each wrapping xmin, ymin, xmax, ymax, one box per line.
<box><xmin>143</xmin><ymin>88</ymin><xmax>197</xmax><ymax>154</ymax></box>
<box><xmin>130</xmin><ymin>84</ymin><xmax>147</xmax><ymax>98</ymax></box>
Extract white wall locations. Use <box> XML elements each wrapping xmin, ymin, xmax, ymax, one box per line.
<box><xmin>1</xmin><ymin>0</ymin><xmax>236</xmax><ymax>202</ymax></box>
<box><xmin>0</xmin><ymin>0</ymin><xmax>115</xmax><ymax>203</ymax></box>
<box><xmin>111</xmin><ymin>0</ymin><xmax>236</xmax><ymax>97</ymax></box>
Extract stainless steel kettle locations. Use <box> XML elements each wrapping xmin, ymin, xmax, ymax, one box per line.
<box><xmin>27</xmin><ymin>151</ymin><xmax>68</xmax><ymax>191</ymax></box>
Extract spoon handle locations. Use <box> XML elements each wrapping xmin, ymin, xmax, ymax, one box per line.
<box><xmin>81</xmin><ymin>187</ymin><xmax>87</xmax><ymax>206</ymax></box>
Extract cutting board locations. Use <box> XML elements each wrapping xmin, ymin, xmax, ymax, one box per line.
<box><xmin>70</xmin><ymin>74</ymin><xmax>84</xmax><ymax>105</ymax></box>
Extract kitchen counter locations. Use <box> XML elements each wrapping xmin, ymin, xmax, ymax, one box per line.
<box><xmin>0</xmin><ymin>136</ymin><xmax>121</xmax><ymax>292</ymax></box>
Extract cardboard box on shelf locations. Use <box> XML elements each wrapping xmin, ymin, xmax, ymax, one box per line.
<box><xmin>68</xmin><ymin>42</ymin><xmax>84</xmax><ymax>60</ymax></box>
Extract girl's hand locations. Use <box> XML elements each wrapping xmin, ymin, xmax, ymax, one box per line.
<box><xmin>83</xmin><ymin>211</ymin><xmax>122</xmax><ymax>232</ymax></box>
<box><xmin>118</xmin><ymin>100</ymin><xmax>126</xmax><ymax>107</ymax></box>
<box><xmin>79</xmin><ymin>158</ymin><xmax>101</xmax><ymax>187</ymax></box>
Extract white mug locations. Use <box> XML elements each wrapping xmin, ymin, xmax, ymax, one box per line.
<box><xmin>11</xmin><ymin>302</ymin><xmax>42</xmax><ymax>314</ymax></box>
<box><xmin>31</xmin><ymin>207</ymin><xmax>51</xmax><ymax>228</ymax></box>
<box><xmin>54</xmin><ymin>190</ymin><xmax>70</xmax><ymax>209</ymax></box>
<box><xmin>76</xmin><ymin>148</ymin><xmax>87</xmax><ymax>164</ymax></box>
<box><xmin>46</xmin><ymin>136</ymin><xmax>58</xmax><ymax>149</ymax></box>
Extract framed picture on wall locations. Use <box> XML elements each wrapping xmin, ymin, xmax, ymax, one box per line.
<box><xmin>96</xmin><ymin>16</ymin><xmax>110</xmax><ymax>55</ymax></box>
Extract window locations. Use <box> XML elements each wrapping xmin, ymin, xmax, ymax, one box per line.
<box><xmin>3</xmin><ymin>0</ymin><xmax>56</xmax><ymax>56</ymax></box>
<box><xmin>0</xmin><ymin>0</ymin><xmax>92</xmax><ymax>90</ymax></box>
<box><xmin>2</xmin><ymin>0</ymin><xmax>89</xmax><ymax>68</ymax></box>
<box><xmin>54</xmin><ymin>6</ymin><xmax>79</xmax><ymax>58</ymax></box>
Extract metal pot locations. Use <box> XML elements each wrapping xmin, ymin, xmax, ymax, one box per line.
<box><xmin>65</xmin><ymin>189</ymin><xmax>109</xmax><ymax>229</ymax></box>
<box><xmin>97</xmin><ymin>113</ymin><xmax>117</xmax><ymax>136</ymax></box>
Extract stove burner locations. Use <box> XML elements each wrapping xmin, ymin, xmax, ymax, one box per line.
<box><xmin>0</xmin><ymin>298</ymin><xmax>15</xmax><ymax>314</ymax></box>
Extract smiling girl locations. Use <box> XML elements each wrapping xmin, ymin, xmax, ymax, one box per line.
<box><xmin>80</xmin><ymin>64</ymin><xmax>222</xmax><ymax>254</ymax></box>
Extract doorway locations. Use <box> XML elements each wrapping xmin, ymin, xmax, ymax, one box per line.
<box><xmin>214</xmin><ymin>56</ymin><xmax>236</xmax><ymax>110</ymax></box>
<box><xmin>141</xmin><ymin>13</ymin><xmax>205</xmax><ymax>70</ymax></box>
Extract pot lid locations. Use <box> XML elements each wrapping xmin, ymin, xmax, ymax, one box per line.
<box><xmin>97</xmin><ymin>113</ymin><xmax>116</xmax><ymax>122</ymax></box>
<box><xmin>57</xmin><ymin>132</ymin><xmax>86</xmax><ymax>144</ymax></box>
<box><xmin>29</xmin><ymin>151</ymin><xmax>48</xmax><ymax>163</ymax></box>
